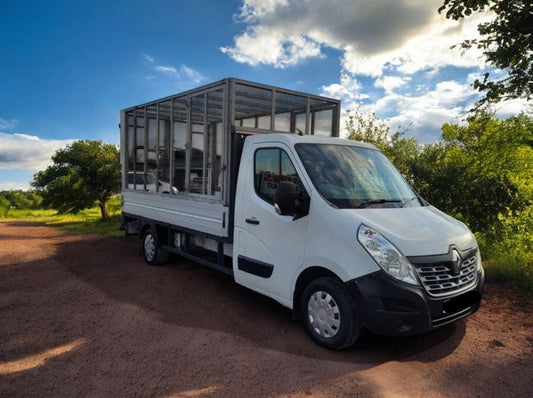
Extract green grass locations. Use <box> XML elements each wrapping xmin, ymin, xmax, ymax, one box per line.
<box><xmin>2</xmin><ymin>196</ymin><xmax>124</xmax><ymax>237</ymax></box>
<box><xmin>479</xmin><ymin>242</ymin><xmax>533</xmax><ymax>293</ymax></box>
<box><xmin>483</xmin><ymin>258</ymin><xmax>533</xmax><ymax>292</ymax></box>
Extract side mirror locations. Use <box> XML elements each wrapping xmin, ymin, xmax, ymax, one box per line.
<box><xmin>274</xmin><ymin>181</ymin><xmax>297</xmax><ymax>216</ymax></box>
<box><xmin>293</xmin><ymin>189</ymin><xmax>310</xmax><ymax>220</ymax></box>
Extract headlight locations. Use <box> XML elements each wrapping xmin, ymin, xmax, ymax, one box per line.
<box><xmin>357</xmin><ymin>224</ymin><xmax>419</xmax><ymax>286</ymax></box>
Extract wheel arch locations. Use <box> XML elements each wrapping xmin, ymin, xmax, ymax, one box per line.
<box><xmin>292</xmin><ymin>266</ymin><xmax>342</xmax><ymax>320</ymax></box>
<box><xmin>139</xmin><ymin>221</ymin><xmax>169</xmax><ymax>246</ymax></box>
<box><xmin>139</xmin><ymin>222</ymin><xmax>151</xmax><ymax>239</ymax></box>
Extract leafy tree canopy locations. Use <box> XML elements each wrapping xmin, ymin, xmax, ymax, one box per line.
<box><xmin>439</xmin><ymin>0</ymin><xmax>533</xmax><ymax>105</ymax></box>
<box><xmin>412</xmin><ymin>111</ymin><xmax>533</xmax><ymax>232</ymax></box>
<box><xmin>32</xmin><ymin>140</ymin><xmax>121</xmax><ymax>220</ymax></box>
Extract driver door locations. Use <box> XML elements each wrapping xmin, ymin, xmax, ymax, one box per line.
<box><xmin>233</xmin><ymin>143</ymin><xmax>309</xmax><ymax>306</ymax></box>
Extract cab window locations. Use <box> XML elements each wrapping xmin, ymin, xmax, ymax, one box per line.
<box><xmin>254</xmin><ymin>148</ymin><xmax>300</xmax><ymax>204</ymax></box>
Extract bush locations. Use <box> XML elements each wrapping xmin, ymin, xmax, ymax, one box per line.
<box><xmin>0</xmin><ymin>196</ymin><xmax>10</xmax><ymax>218</ymax></box>
<box><xmin>477</xmin><ymin>207</ymin><xmax>533</xmax><ymax>292</ymax></box>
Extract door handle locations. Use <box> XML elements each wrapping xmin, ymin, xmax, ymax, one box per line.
<box><xmin>245</xmin><ymin>218</ymin><xmax>260</xmax><ymax>225</ymax></box>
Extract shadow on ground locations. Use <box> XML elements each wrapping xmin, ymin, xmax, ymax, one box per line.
<box><xmin>56</xmin><ymin>232</ymin><xmax>465</xmax><ymax>365</ymax></box>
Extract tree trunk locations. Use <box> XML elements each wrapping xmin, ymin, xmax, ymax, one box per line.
<box><xmin>99</xmin><ymin>200</ymin><xmax>108</xmax><ymax>221</ymax></box>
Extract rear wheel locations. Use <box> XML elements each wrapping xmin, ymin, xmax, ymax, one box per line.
<box><xmin>142</xmin><ymin>228</ymin><xmax>168</xmax><ymax>265</ymax></box>
<box><xmin>302</xmin><ymin>277</ymin><xmax>361</xmax><ymax>350</ymax></box>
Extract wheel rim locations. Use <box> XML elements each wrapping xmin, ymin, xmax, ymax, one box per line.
<box><xmin>144</xmin><ymin>233</ymin><xmax>156</xmax><ymax>261</ymax></box>
<box><xmin>307</xmin><ymin>290</ymin><xmax>341</xmax><ymax>338</ymax></box>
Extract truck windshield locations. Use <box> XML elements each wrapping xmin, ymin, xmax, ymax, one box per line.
<box><xmin>295</xmin><ymin>143</ymin><xmax>421</xmax><ymax>209</ymax></box>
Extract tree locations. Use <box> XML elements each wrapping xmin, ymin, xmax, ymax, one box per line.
<box><xmin>411</xmin><ymin>111</ymin><xmax>533</xmax><ymax>233</ymax></box>
<box><xmin>384</xmin><ymin>131</ymin><xmax>419</xmax><ymax>182</ymax></box>
<box><xmin>32</xmin><ymin>140</ymin><xmax>121</xmax><ymax>220</ymax></box>
<box><xmin>439</xmin><ymin>0</ymin><xmax>533</xmax><ymax>105</ymax></box>
<box><xmin>346</xmin><ymin>110</ymin><xmax>390</xmax><ymax>152</ymax></box>
<box><xmin>0</xmin><ymin>190</ymin><xmax>42</xmax><ymax>209</ymax></box>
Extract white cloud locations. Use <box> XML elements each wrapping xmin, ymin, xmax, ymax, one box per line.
<box><xmin>223</xmin><ymin>1</ymin><xmax>528</xmax><ymax>143</ymax></box>
<box><xmin>142</xmin><ymin>53</ymin><xmax>207</xmax><ymax>84</ymax></box>
<box><xmin>180</xmin><ymin>65</ymin><xmax>206</xmax><ymax>84</ymax></box>
<box><xmin>0</xmin><ymin>118</ymin><xmax>18</xmax><ymax>131</ymax></box>
<box><xmin>336</xmin><ymin>74</ymin><xmax>530</xmax><ymax>143</ymax></box>
<box><xmin>375</xmin><ymin>76</ymin><xmax>409</xmax><ymax>95</ymax></box>
<box><xmin>341</xmin><ymin>14</ymin><xmax>489</xmax><ymax>78</ymax></box>
<box><xmin>321</xmin><ymin>74</ymin><xmax>368</xmax><ymax>105</ymax></box>
<box><xmin>0</xmin><ymin>179</ymin><xmax>32</xmax><ymax>191</ymax></box>
<box><xmin>222</xmin><ymin>0</ymin><xmax>488</xmax><ymax>74</ymax></box>
<box><xmin>221</xmin><ymin>27</ymin><xmax>323</xmax><ymax>68</ymax></box>
<box><xmin>154</xmin><ymin>65</ymin><xmax>179</xmax><ymax>76</ymax></box>
<box><xmin>141</xmin><ymin>52</ymin><xmax>155</xmax><ymax>63</ymax></box>
<box><xmin>328</xmin><ymin>78</ymin><xmax>482</xmax><ymax>142</ymax></box>
<box><xmin>0</xmin><ymin>132</ymin><xmax>75</xmax><ymax>171</ymax></box>
<box><xmin>370</xmin><ymin>80</ymin><xmax>480</xmax><ymax>143</ymax></box>
<box><xmin>233</xmin><ymin>0</ymin><xmax>290</xmax><ymax>23</ymax></box>
<box><xmin>13</xmin><ymin>133</ymin><xmax>40</xmax><ymax>140</ymax></box>
<box><xmin>494</xmin><ymin>98</ymin><xmax>532</xmax><ymax>118</ymax></box>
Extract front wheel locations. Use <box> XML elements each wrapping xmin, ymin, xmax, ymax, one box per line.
<box><xmin>142</xmin><ymin>228</ymin><xmax>168</xmax><ymax>266</ymax></box>
<box><xmin>302</xmin><ymin>277</ymin><xmax>361</xmax><ymax>350</ymax></box>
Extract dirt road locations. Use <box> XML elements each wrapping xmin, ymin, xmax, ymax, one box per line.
<box><xmin>1</xmin><ymin>221</ymin><xmax>532</xmax><ymax>397</ymax></box>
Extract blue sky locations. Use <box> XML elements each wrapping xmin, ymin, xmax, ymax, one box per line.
<box><xmin>0</xmin><ymin>0</ymin><xmax>528</xmax><ymax>190</ymax></box>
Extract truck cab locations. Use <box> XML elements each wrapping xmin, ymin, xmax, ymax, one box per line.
<box><xmin>233</xmin><ymin>133</ymin><xmax>484</xmax><ymax>349</ymax></box>
<box><xmin>120</xmin><ymin>78</ymin><xmax>484</xmax><ymax>350</ymax></box>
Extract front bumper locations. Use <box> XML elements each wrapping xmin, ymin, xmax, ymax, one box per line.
<box><xmin>347</xmin><ymin>266</ymin><xmax>485</xmax><ymax>336</ymax></box>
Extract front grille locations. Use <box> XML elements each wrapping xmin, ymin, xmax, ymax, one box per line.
<box><xmin>414</xmin><ymin>255</ymin><xmax>478</xmax><ymax>297</ymax></box>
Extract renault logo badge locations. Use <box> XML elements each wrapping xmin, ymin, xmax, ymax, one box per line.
<box><xmin>451</xmin><ymin>250</ymin><xmax>463</xmax><ymax>275</ymax></box>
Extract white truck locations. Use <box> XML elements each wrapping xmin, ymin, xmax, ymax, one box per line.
<box><xmin>120</xmin><ymin>78</ymin><xmax>484</xmax><ymax>350</ymax></box>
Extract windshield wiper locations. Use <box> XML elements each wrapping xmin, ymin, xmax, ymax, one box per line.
<box><xmin>356</xmin><ymin>199</ymin><xmax>402</xmax><ymax>209</ymax></box>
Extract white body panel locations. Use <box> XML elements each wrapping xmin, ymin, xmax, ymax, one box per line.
<box><xmin>301</xmin><ymin>196</ymin><xmax>381</xmax><ymax>280</ymax></box>
<box><xmin>122</xmin><ymin>190</ymin><xmax>229</xmax><ymax>238</ymax></box>
<box><xmin>233</xmin><ymin>140</ymin><xmax>309</xmax><ymax>307</ymax></box>
<box><xmin>345</xmin><ymin>206</ymin><xmax>476</xmax><ymax>256</ymax></box>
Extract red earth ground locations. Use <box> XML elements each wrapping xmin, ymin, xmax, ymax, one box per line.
<box><xmin>1</xmin><ymin>221</ymin><xmax>532</xmax><ymax>397</ymax></box>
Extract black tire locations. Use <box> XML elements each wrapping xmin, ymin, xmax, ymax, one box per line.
<box><xmin>142</xmin><ymin>228</ymin><xmax>168</xmax><ymax>266</ymax></box>
<box><xmin>301</xmin><ymin>277</ymin><xmax>361</xmax><ymax>350</ymax></box>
